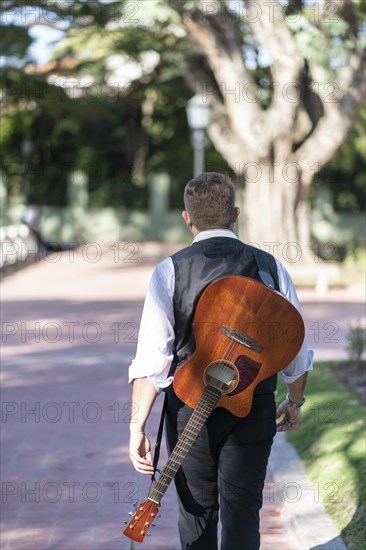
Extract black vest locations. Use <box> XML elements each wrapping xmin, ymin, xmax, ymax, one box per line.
<box><xmin>169</xmin><ymin>237</ymin><xmax>280</xmax><ymax>394</ymax></box>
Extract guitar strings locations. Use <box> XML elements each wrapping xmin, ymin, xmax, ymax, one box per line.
<box><xmin>212</xmin><ymin>331</ymin><xmax>241</xmax><ymax>385</ymax></box>
<box><xmin>160</xmin><ymin>311</ymin><xmax>268</xmax><ymax>488</ymax></box>
<box><xmin>128</xmin><ymin>285</ymin><xmax>270</xmax><ymax>537</ymax></box>
<box><xmin>129</xmin><ymin>342</ymin><xmax>242</xmax><ymax>534</ymax></box>
<box><xmin>151</xmin><ymin>390</ymin><xmax>220</xmax><ymax>494</ymax></box>
<box><xmin>172</xmin><ymin>335</ymin><xmax>244</xmax><ymax>464</ymax></box>
<box><xmin>155</xmin><ymin>337</ymin><xmax>243</xmax><ymax>486</ymax></box>
<box><xmin>148</xmin><ymin>306</ymin><xmax>255</xmax><ymax>503</ymax></box>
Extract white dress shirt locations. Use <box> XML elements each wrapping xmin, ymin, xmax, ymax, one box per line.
<box><xmin>128</xmin><ymin>229</ymin><xmax>314</xmax><ymax>391</ymax></box>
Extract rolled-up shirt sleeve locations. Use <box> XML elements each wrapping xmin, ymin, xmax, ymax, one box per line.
<box><xmin>128</xmin><ymin>258</ymin><xmax>175</xmax><ymax>392</ymax></box>
<box><xmin>275</xmin><ymin>259</ymin><xmax>314</xmax><ymax>383</ymax></box>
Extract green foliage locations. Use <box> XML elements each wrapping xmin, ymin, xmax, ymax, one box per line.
<box><xmin>314</xmin><ymin>105</ymin><xmax>366</xmax><ymax>213</ymax></box>
<box><xmin>277</xmin><ymin>363</ymin><xmax>366</xmax><ymax>550</ymax></box>
<box><xmin>0</xmin><ymin>24</ymin><xmax>32</xmax><ymax>59</ymax></box>
<box><xmin>355</xmin><ymin>0</ymin><xmax>366</xmax><ymax>22</ymax></box>
<box><xmin>0</xmin><ymin>0</ymin><xmax>195</xmax><ymax>207</ymax></box>
<box><xmin>1</xmin><ymin>0</ymin><xmax>364</xmax><ymax>213</ymax></box>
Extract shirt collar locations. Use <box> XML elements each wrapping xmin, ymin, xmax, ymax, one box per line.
<box><xmin>192</xmin><ymin>228</ymin><xmax>239</xmax><ymax>244</ymax></box>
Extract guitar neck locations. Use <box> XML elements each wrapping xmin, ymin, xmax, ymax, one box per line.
<box><xmin>149</xmin><ymin>385</ymin><xmax>221</xmax><ymax>504</ymax></box>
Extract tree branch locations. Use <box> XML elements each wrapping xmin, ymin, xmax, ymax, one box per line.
<box><xmin>243</xmin><ymin>0</ymin><xmax>304</xmax><ymax>142</ymax></box>
<box><xmin>183</xmin><ymin>53</ymin><xmax>246</xmax><ymax>170</ymax></box>
<box><xmin>179</xmin><ymin>0</ymin><xmax>263</xmax><ymax>156</ymax></box>
<box><xmin>323</xmin><ymin>0</ymin><xmax>359</xmax><ymax>38</ymax></box>
<box><xmin>294</xmin><ymin>48</ymin><xmax>366</xmax><ymax>185</ymax></box>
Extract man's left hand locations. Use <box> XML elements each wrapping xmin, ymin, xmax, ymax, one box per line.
<box><xmin>276</xmin><ymin>400</ymin><xmax>301</xmax><ymax>432</ymax></box>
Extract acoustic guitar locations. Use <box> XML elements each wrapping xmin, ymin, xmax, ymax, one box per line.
<box><xmin>123</xmin><ymin>275</ymin><xmax>304</xmax><ymax>543</ymax></box>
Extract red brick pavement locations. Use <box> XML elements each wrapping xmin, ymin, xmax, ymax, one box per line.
<box><xmin>1</xmin><ymin>244</ymin><xmax>298</xmax><ymax>549</ymax></box>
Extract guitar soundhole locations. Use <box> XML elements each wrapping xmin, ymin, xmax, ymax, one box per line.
<box><xmin>203</xmin><ymin>360</ymin><xmax>238</xmax><ymax>394</ymax></box>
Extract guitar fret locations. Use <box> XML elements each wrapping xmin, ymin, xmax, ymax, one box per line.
<box><xmin>149</xmin><ymin>385</ymin><xmax>221</xmax><ymax>503</ymax></box>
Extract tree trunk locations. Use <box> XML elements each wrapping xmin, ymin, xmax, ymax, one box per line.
<box><xmin>237</xmin><ymin>158</ymin><xmax>311</xmax><ymax>264</ymax></box>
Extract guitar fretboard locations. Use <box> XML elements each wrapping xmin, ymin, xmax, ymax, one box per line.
<box><xmin>149</xmin><ymin>385</ymin><xmax>221</xmax><ymax>504</ymax></box>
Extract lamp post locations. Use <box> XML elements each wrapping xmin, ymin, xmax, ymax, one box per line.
<box><xmin>186</xmin><ymin>92</ymin><xmax>211</xmax><ymax>177</ymax></box>
<box><xmin>21</xmin><ymin>136</ymin><xmax>33</xmax><ymax>201</ymax></box>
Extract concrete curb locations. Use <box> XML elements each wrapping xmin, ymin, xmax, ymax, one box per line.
<box><xmin>268</xmin><ymin>432</ymin><xmax>347</xmax><ymax>550</ymax></box>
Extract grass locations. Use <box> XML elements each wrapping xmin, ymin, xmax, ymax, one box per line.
<box><xmin>277</xmin><ymin>362</ymin><xmax>366</xmax><ymax>550</ymax></box>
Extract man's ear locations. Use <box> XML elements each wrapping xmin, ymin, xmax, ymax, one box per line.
<box><xmin>232</xmin><ymin>207</ymin><xmax>240</xmax><ymax>223</ymax></box>
<box><xmin>182</xmin><ymin>210</ymin><xmax>193</xmax><ymax>230</ymax></box>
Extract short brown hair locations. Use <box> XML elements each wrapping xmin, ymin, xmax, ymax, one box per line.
<box><xmin>183</xmin><ymin>172</ymin><xmax>235</xmax><ymax>230</ymax></box>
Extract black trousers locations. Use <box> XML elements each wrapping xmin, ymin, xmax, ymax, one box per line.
<box><xmin>165</xmin><ymin>390</ymin><xmax>277</xmax><ymax>550</ymax></box>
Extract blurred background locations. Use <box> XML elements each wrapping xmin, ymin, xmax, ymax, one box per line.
<box><xmin>1</xmin><ymin>2</ymin><xmax>365</xmax><ymax>549</ymax></box>
<box><xmin>0</xmin><ymin>0</ymin><xmax>365</xmax><ymax>261</ymax></box>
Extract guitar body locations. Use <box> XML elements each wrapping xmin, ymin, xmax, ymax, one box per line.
<box><xmin>173</xmin><ymin>275</ymin><xmax>305</xmax><ymax>418</ymax></box>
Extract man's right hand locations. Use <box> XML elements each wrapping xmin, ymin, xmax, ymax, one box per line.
<box><xmin>129</xmin><ymin>431</ymin><xmax>155</xmax><ymax>474</ymax></box>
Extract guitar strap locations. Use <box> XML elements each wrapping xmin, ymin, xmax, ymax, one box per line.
<box><xmin>151</xmin><ymin>392</ymin><xmax>168</xmax><ymax>482</ymax></box>
<box><xmin>250</xmin><ymin>246</ymin><xmax>278</xmax><ymax>290</ymax></box>
<box><xmin>151</xmin><ymin>247</ymin><xmax>278</xmax><ymax>482</ymax></box>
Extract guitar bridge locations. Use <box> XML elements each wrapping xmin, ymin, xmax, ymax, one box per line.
<box><xmin>221</xmin><ymin>326</ymin><xmax>263</xmax><ymax>353</ymax></box>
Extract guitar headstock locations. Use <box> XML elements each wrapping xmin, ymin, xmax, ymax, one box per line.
<box><xmin>123</xmin><ymin>499</ymin><xmax>159</xmax><ymax>543</ymax></box>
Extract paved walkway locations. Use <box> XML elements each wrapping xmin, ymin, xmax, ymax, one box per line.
<box><xmin>2</xmin><ymin>242</ymin><xmax>361</xmax><ymax>549</ymax></box>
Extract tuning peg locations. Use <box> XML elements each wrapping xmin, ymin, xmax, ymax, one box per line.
<box><xmin>146</xmin><ymin>533</ymin><xmax>151</xmax><ymax>537</ymax></box>
<box><xmin>128</xmin><ymin>511</ymin><xmax>133</xmax><ymax>516</ymax></box>
<box><xmin>123</xmin><ymin>521</ymin><xmax>128</xmax><ymax>525</ymax></box>
<box><xmin>157</xmin><ymin>514</ymin><xmax>161</xmax><ymax>518</ymax></box>
<box><xmin>152</xmin><ymin>523</ymin><xmax>156</xmax><ymax>527</ymax></box>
